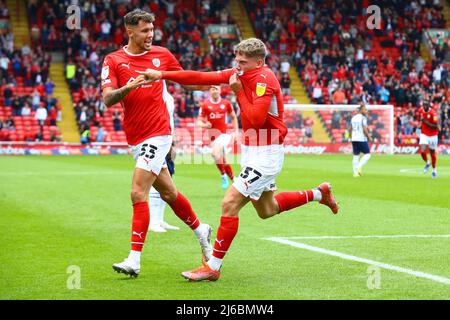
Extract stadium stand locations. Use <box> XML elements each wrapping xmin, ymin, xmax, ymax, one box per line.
<box><xmin>1</xmin><ymin>0</ymin><xmax>448</xmax><ymax>147</ymax></box>
<box><xmin>0</xmin><ymin>1</ymin><xmax>62</xmax><ymax>142</ymax></box>
<box><xmin>243</xmin><ymin>0</ymin><xmax>448</xmax><ymax>145</ymax></box>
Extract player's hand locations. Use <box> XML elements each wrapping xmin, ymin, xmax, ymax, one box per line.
<box><xmin>229</xmin><ymin>73</ymin><xmax>242</xmax><ymax>93</ymax></box>
<box><xmin>136</xmin><ymin>69</ymin><xmax>162</xmax><ymax>82</ymax></box>
<box><xmin>126</xmin><ymin>75</ymin><xmax>150</xmax><ymax>90</ymax></box>
<box><xmin>205</xmin><ymin>122</ymin><xmax>212</xmax><ymax>129</ymax></box>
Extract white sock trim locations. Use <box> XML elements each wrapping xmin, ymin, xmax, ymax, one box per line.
<box><xmin>207</xmin><ymin>256</ymin><xmax>222</xmax><ymax>271</ymax></box>
<box><xmin>312</xmin><ymin>189</ymin><xmax>322</xmax><ymax>201</ymax></box>
<box><xmin>128</xmin><ymin>250</ymin><xmax>141</xmax><ymax>263</ymax></box>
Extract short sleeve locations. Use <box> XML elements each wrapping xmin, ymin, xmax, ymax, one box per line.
<box><xmin>101</xmin><ymin>55</ymin><xmax>118</xmax><ymax>90</ymax></box>
<box><xmin>362</xmin><ymin>116</ymin><xmax>367</xmax><ymax>127</ymax></box>
<box><xmin>165</xmin><ymin>50</ymin><xmax>183</xmax><ymax>71</ymax></box>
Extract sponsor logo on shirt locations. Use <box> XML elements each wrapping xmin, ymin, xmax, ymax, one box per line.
<box><xmin>256</xmin><ymin>82</ymin><xmax>267</xmax><ymax>96</ymax></box>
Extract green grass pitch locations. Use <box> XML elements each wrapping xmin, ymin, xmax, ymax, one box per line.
<box><xmin>0</xmin><ymin>154</ymin><xmax>449</xmax><ymax>299</ymax></box>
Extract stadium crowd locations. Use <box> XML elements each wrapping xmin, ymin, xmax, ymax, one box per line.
<box><xmin>244</xmin><ymin>0</ymin><xmax>449</xmax><ymax>144</ymax></box>
<box><xmin>0</xmin><ymin>1</ymin><xmax>62</xmax><ymax>142</ymax></box>
<box><xmin>1</xmin><ymin>0</ymin><xmax>448</xmax><ymax>145</ymax></box>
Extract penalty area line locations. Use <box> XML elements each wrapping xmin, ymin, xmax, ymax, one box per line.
<box><xmin>263</xmin><ymin>237</ymin><xmax>450</xmax><ymax>286</ymax></box>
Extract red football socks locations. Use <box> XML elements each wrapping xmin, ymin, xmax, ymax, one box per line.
<box><xmin>130</xmin><ymin>202</ymin><xmax>150</xmax><ymax>252</ymax></box>
<box><xmin>224</xmin><ymin>164</ymin><xmax>234</xmax><ymax>180</ymax></box>
<box><xmin>216</xmin><ymin>163</ymin><xmax>225</xmax><ymax>175</ymax></box>
<box><xmin>421</xmin><ymin>151</ymin><xmax>428</xmax><ymax>163</ymax></box>
<box><xmin>430</xmin><ymin>150</ymin><xmax>437</xmax><ymax>168</ymax></box>
<box><xmin>168</xmin><ymin>192</ymin><xmax>200</xmax><ymax>230</ymax></box>
<box><xmin>275</xmin><ymin>190</ymin><xmax>314</xmax><ymax>213</ymax></box>
<box><xmin>212</xmin><ymin>216</ymin><xmax>239</xmax><ymax>259</ymax></box>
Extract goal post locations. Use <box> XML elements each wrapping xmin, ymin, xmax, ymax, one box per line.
<box><xmin>284</xmin><ymin>104</ymin><xmax>395</xmax><ymax>154</ymax></box>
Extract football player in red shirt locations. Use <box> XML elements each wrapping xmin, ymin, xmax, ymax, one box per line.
<box><xmin>197</xmin><ymin>85</ymin><xmax>238</xmax><ymax>189</ymax></box>
<box><xmin>138</xmin><ymin>38</ymin><xmax>339</xmax><ymax>281</ymax></box>
<box><xmin>101</xmin><ymin>9</ymin><xmax>212</xmax><ymax>277</ymax></box>
<box><xmin>418</xmin><ymin>100</ymin><xmax>439</xmax><ymax>178</ymax></box>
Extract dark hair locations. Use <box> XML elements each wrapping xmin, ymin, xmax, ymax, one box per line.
<box><xmin>124</xmin><ymin>9</ymin><xmax>155</xmax><ymax>27</ymax></box>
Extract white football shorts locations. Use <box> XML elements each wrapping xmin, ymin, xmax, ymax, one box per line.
<box><xmin>212</xmin><ymin>133</ymin><xmax>232</xmax><ymax>151</ymax></box>
<box><xmin>130</xmin><ymin>135</ymin><xmax>172</xmax><ymax>175</ymax></box>
<box><xmin>419</xmin><ymin>134</ymin><xmax>438</xmax><ymax>150</ymax></box>
<box><xmin>233</xmin><ymin>144</ymin><xmax>284</xmax><ymax>201</ymax></box>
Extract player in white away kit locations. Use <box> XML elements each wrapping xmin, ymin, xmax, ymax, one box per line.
<box><xmin>349</xmin><ymin>105</ymin><xmax>372</xmax><ymax>177</ymax></box>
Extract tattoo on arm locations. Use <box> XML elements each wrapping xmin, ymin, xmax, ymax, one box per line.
<box><xmin>103</xmin><ymin>86</ymin><xmax>132</xmax><ymax>107</ymax></box>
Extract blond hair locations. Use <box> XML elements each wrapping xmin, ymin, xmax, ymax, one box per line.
<box><xmin>234</xmin><ymin>38</ymin><xmax>267</xmax><ymax>61</ymax></box>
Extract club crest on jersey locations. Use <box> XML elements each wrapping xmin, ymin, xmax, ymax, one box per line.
<box><xmin>256</xmin><ymin>83</ymin><xmax>267</xmax><ymax>96</ymax></box>
<box><xmin>101</xmin><ymin>66</ymin><xmax>109</xmax><ymax>80</ymax></box>
<box><xmin>152</xmin><ymin>58</ymin><xmax>161</xmax><ymax>68</ymax></box>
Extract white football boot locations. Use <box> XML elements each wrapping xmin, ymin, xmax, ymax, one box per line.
<box><xmin>112</xmin><ymin>258</ymin><xmax>140</xmax><ymax>277</ymax></box>
<box><xmin>160</xmin><ymin>221</ymin><xmax>180</xmax><ymax>231</ymax></box>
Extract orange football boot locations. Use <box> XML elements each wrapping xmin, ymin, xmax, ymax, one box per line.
<box><xmin>181</xmin><ymin>264</ymin><xmax>220</xmax><ymax>282</ymax></box>
<box><xmin>318</xmin><ymin>182</ymin><xmax>339</xmax><ymax>214</ymax></box>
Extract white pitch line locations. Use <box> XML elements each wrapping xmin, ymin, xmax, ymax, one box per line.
<box><xmin>264</xmin><ymin>237</ymin><xmax>450</xmax><ymax>286</ymax></box>
<box><xmin>0</xmin><ymin>171</ymin><xmax>129</xmax><ymax>176</ymax></box>
<box><xmin>280</xmin><ymin>234</ymin><xmax>450</xmax><ymax>240</ymax></box>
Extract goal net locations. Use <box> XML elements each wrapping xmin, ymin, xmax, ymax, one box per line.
<box><xmin>283</xmin><ymin>104</ymin><xmax>394</xmax><ymax>154</ymax></box>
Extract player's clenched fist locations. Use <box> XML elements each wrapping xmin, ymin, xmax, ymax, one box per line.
<box><xmin>136</xmin><ymin>69</ymin><xmax>162</xmax><ymax>82</ymax></box>
<box><xmin>229</xmin><ymin>73</ymin><xmax>242</xmax><ymax>93</ymax></box>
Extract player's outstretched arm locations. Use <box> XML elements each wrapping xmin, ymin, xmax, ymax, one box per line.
<box><xmin>137</xmin><ymin>69</ymin><xmax>230</xmax><ymax>86</ymax></box>
<box><xmin>103</xmin><ymin>75</ymin><xmax>149</xmax><ymax>107</ymax></box>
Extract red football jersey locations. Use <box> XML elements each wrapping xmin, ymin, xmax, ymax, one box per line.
<box><xmin>199</xmin><ymin>98</ymin><xmax>233</xmax><ymax>140</ymax></box>
<box><xmin>418</xmin><ymin>107</ymin><xmax>439</xmax><ymax>136</ymax></box>
<box><xmin>160</xmin><ymin>66</ymin><xmax>288</xmax><ymax>145</ymax></box>
<box><xmin>101</xmin><ymin>45</ymin><xmax>182</xmax><ymax>145</ymax></box>
<box><xmin>212</xmin><ymin>67</ymin><xmax>287</xmax><ymax>146</ymax></box>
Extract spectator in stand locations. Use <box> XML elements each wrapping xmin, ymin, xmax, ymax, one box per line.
<box><xmin>378</xmin><ymin>86</ymin><xmax>390</xmax><ymax>104</ymax></box>
<box><xmin>280</xmin><ymin>58</ymin><xmax>290</xmax><ymax>74</ymax></box>
<box><xmin>48</xmin><ymin>106</ymin><xmax>57</xmax><ymax>126</ymax></box>
<box><xmin>21</xmin><ymin>103</ymin><xmax>32</xmax><ymax>117</ymax></box>
<box><xmin>35</xmin><ymin>128</ymin><xmax>44</xmax><ymax>141</ymax></box>
<box><xmin>113</xmin><ymin>110</ymin><xmax>122</xmax><ymax>131</ymax></box>
<box><xmin>96</xmin><ymin>124</ymin><xmax>106</xmax><ymax>142</ymax></box>
<box><xmin>80</xmin><ymin>125</ymin><xmax>90</xmax><ymax>144</ymax></box>
<box><xmin>0</xmin><ymin>52</ymin><xmax>10</xmax><ymax>84</ymax></box>
<box><xmin>4</xmin><ymin>116</ymin><xmax>14</xmax><ymax>130</ymax></box>
<box><xmin>35</xmin><ymin>105</ymin><xmax>48</xmax><ymax>126</ymax></box>
<box><xmin>44</xmin><ymin>78</ymin><xmax>55</xmax><ymax>96</ymax></box>
<box><xmin>31</xmin><ymin>89</ymin><xmax>41</xmax><ymax>111</ymax></box>
<box><xmin>280</xmin><ymin>72</ymin><xmax>291</xmax><ymax>95</ymax></box>
<box><xmin>100</xmin><ymin>20</ymin><xmax>112</xmax><ymax>41</ymax></box>
<box><xmin>11</xmin><ymin>97</ymin><xmax>22</xmax><ymax>116</ymax></box>
<box><xmin>332</xmin><ymin>87</ymin><xmax>347</xmax><ymax>104</ymax></box>
<box><xmin>312</xmin><ymin>81</ymin><xmax>323</xmax><ymax>104</ymax></box>
<box><xmin>78</xmin><ymin>106</ymin><xmax>88</xmax><ymax>129</ymax></box>
<box><xmin>3</xmin><ymin>83</ymin><xmax>13</xmax><ymax>106</ymax></box>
